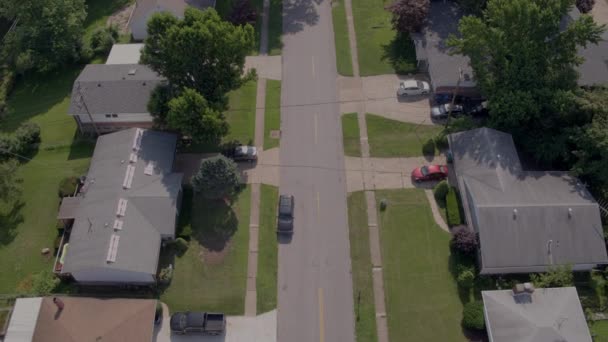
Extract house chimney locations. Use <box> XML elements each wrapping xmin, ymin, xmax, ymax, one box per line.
<box><xmin>512</xmin><ymin>283</ymin><xmax>525</xmax><ymax>294</ymax></box>
<box><xmin>53</xmin><ymin>297</ymin><xmax>65</xmax><ymax>311</ymax></box>
<box><xmin>523</xmin><ymin>282</ymin><xmax>535</xmax><ymax>293</ymax></box>
<box><xmin>568</xmin><ymin>208</ymin><xmax>573</xmax><ymax>218</ymax></box>
<box><xmin>513</xmin><ymin>208</ymin><xmax>518</xmax><ymax>219</ymax></box>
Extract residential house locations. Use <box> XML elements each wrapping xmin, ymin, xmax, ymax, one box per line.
<box><xmin>448</xmin><ymin>127</ymin><xmax>608</xmax><ymax>274</ymax></box>
<box><xmin>4</xmin><ymin>296</ymin><xmax>157</xmax><ymax>342</ymax></box>
<box><xmin>55</xmin><ymin>128</ymin><xmax>183</xmax><ymax>285</ymax></box>
<box><xmin>129</xmin><ymin>0</ymin><xmax>216</xmax><ymax>41</ymax></box>
<box><xmin>482</xmin><ymin>285</ymin><xmax>592</xmax><ymax>342</ymax></box>
<box><xmin>67</xmin><ymin>64</ymin><xmax>165</xmax><ymax>133</ymax></box>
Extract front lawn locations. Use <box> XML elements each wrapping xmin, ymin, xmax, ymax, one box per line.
<box><xmin>376</xmin><ymin>189</ymin><xmax>466</xmax><ymax>342</ymax></box>
<box><xmin>332</xmin><ymin>0</ymin><xmax>354</xmax><ymax>76</ymax></box>
<box><xmin>342</xmin><ymin>113</ymin><xmax>361</xmax><ymax>157</ymax></box>
<box><xmin>264</xmin><ymin>80</ymin><xmax>281</xmax><ymax>150</ymax></box>
<box><xmin>366</xmin><ymin>113</ymin><xmax>441</xmax><ymax>157</ymax></box>
<box><xmin>347</xmin><ymin>192</ymin><xmax>377</xmax><ymax>342</ymax></box>
<box><xmin>351</xmin><ymin>0</ymin><xmax>416</xmax><ymax>76</ymax></box>
<box><xmin>160</xmin><ymin>186</ymin><xmax>251</xmax><ymax>314</ymax></box>
<box><xmin>257</xmin><ymin>184</ymin><xmax>279</xmax><ymax>314</ymax></box>
<box><xmin>0</xmin><ymin>68</ymin><xmax>94</xmax><ymax>293</ymax></box>
<box><xmin>591</xmin><ymin>320</ymin><xmax>608</xmax><ymax>342</ymax></box>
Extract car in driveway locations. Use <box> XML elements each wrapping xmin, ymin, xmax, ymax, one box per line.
<box><xmin>226</xmin><ymin>145</ymin><xmax>258</xmax><ymax>162</ymax></box>
<box><xmin>397</xmin><ymin>79</ymin><xmax>430</xmax><ymax>97</ymax></box>
<box><xmin>277</xmin><ymin>194</ymin><xmax>294</xmax><ymax>234</ymax></box>
<box><xmin>430</xmin><ymin>103</ymin><xmax>464</xmax><ymax>119</ymax></box>
<box><xmin>411</xmin><ymin>165</ymin><xmax>448</xmax><ymax>182</ymax></box>
<box><xmin>170</xmin><ymin>312</ymin><xmax>226</xmax><ymax>335</ymax></box>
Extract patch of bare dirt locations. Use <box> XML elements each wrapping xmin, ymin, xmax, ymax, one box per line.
<box><xmin>107</xmin><ymin>3</ymin><xmax>136</xmax><ymax>35</ymax></box>
<box><xmin>199</xmin><ymin>240</ymin><xmax>233</xmax><ymax>265</ymax></box>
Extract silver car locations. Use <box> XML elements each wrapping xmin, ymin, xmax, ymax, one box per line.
<box><xmin>430</xmin><ymin>103</ymin><xmax>464</xmax><ymax>119</ymax></box>
<box><xmin>397</xmin><ymin>79</ymin><xmax>430</xmax><ymax>97</ymax></box>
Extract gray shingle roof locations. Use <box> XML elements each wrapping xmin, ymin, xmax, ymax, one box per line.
<box><xmin>67</xmin><ymin>64</ymin><xmax>165</xmax><ymax>116</ymax></box>
<box><xmin>482</xmin><ymin>287</ymin><xmax>592</xmax><ymax>342</ymax></box>
<box><xmin>449</xmin><ymin>128</ymin><xmax>608</xmax><ymax>274</ymax></box>
<box><xmin>62</xmin><ymin>128</ymin><xmax>183</xmax><ymax>278</ymax></box>
<box><xmin>412</xmin><ymin>1</ymin><xmax>476</xmax><ymax>90</ymax></box>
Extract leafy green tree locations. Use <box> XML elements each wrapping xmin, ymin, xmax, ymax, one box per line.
<box><xmin>191</xmin><ymin>155</ymin><xmax>241</xmax><ymax>200</ymax></box>
<box><xmin>141</xmin><ymin>8</ymin><xmax>255</xmax><ymax>108</ymax></box>
<box><xmin>89</xmin><ymin>25</ymin><xmax>119</xmax><ymax>56</ymax></box>
<box><xmin>167</xmin><ymin>88</ymin><xmax>229</xmax><ymax>143</ymax></box>
<box><xmin>1</xmin><ymin>0</ymin><xmax>87</xmax><ymax>73</ymax></box>
<box><xmin>449</xmin><ymin>0</ymin><xmax>604</xmax><ymax>164</ymax></box>
<box><xmin>0</xmin><ymin>159</ymin><xmax>20</xmax><ymax>203</ymax></box>
<box><xmin>148</xmin><ymin>83</ymin><xmax>176</xmax><ymax>128</ymax></box>
<box><xmin>458</xmin><ymin>0</ymin><xmax>487</xmax><ymax>14</ymax></box>
<box><xmin>530</xmin><ymin>265</ymin><xmax>574</xmax><ymax>288</ymax></box>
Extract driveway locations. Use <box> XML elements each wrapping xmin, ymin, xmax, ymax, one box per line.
<box><xmin>345</xmin><ymin>155</ymin><xmax>447</xmax><ymax>192</ymax></box>
<box><xmin>338</xmin><ymin>74</ymin><xmax>433</xmax><ymax>125</ymax></box>
<box><xmin>245</xmin><ymin>56</ymin><xmax>282</xmax><ymax>80</ymax></box>
<box><xmin>153</xmin><ymin>304</ymin><xmax>276</xmax><ymax>342</ymax></box>
<box><xmin>174</xmin><ymin>148</ymin><xmax>280</xmax><ymax>186</ymax></box>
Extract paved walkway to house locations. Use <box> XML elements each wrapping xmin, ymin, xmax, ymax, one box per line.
<box><xmin>245</xmin><ymin>56</ymin><xmax>282</xmax><ymax>80</ymax></box>
<box><xmin>153</xmin><ymin>303</ymin><xmax>276</xmax><ymax>342</ymax></box>
<box><xmin>592</xmin><ymin>0</ymin><xmax>608</xmax><ymax>25</ymax></box>
<box><xmin>342</xmin><ymin>0</ymin><xmax>389</xmax><ymax>339</ymax></box>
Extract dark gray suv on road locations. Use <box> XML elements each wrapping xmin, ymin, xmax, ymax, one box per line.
<box><xmin>277</xmin><ymin>194</ymin><xmax>294</xmax><ymax>234</ymax></box>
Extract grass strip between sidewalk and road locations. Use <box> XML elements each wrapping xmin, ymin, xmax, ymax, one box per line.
<box><xmin>347</xmin><ymin>192</ymin><xmax>378</xmax><ymax>342</ymax></box>
<box><xmin>160</xmin><ymin>186</ymin><xmax>251</xmax><ymax>314</ymax></box>
<box><xmin>376</xmin><ymin>189</ymin><xmax>466</xmax><ymax>341</ymax></box>
<box><xmin>366</xmin><ymin>113</ymin><xmax>441</xmax><ymax>158</ymax></box>
<box><xmin>257</xmin><ymin>184</ymin><xmax>279</xmax><ymax>314</ymax></box>
<box><xmin>341</xmin><ymin>113</ymin><xmax>361</xmax><ymax>157</ymax></box>
<box><xmin>264</xmin><ymin>80</ymin><xmax>281</xmax><ymax>150</ymax></box>
<box><xmin>332</xmin><ymin>0</ymin><xmax>354</xmax><ymax>76</ymax></box>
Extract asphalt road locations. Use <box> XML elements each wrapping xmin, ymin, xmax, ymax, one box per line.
<box><xmin>277</xmin><ymin>0</ymin><xmax>356</xmax><ymax>341</ymax></box>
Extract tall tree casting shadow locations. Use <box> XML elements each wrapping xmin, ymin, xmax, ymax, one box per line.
<box><xmin>0</xmin><ymin>201</ymin><xmax>25</xmax><ymax>246</ymax></box>
<box><xmin>381</xmin><ymin>33</ymin><xmax>418</xmax><ymax>75</ymax></box>
<box><xmin>191</xmin><ymin>194</ymin><xmax>239</xmax><ymax>252</ymax></box>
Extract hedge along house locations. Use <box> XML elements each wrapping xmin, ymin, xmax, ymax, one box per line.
<box><xmin>67</xmin><ymin>64</ymin><xmax>166</xmax><ymax>134</ymax></box>
<box><xmin>55</xmin><ymin>128</ymin><xmax>183</xmax><ymax>285</ymax></box>
<box><xmin>129</xmin><ymin>0</ymin><xmax>216</xmax><ymax>41</ymax></box>
<box><xmin>448</xmin><ymin>127</ymin><xmax>608</xmax><ymax>274</ymax></box>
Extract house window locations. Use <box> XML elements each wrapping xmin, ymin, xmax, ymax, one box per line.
<box><xmin>105</xmin><ymin>114</ymin><xmax>111</xmax><ymax>118</ymax></box>
<box><xmin>112</xmin><ymin>114</ymin><xmax>118</xmax><ymax>118</ymax></box>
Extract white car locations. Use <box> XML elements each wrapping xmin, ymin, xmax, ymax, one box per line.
<box><xmin>397</xmin><ymin>79</ymin><xmax>430</xmax><ymax>97</ymax></box>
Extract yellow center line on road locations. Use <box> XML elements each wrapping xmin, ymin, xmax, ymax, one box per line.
<box><xmin>318</xmin><ymin>287</ymin><xmax>325</xmax><ymax>342</ymax></box>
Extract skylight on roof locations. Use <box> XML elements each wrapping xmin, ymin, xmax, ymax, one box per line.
<box><xmin>116</xmin><ymin>198</ymin><xmax>128</xmax><ymax>217</ymax></box>
<box><xmin>113</xmin><ymin>219</ymin><xmax>123</xmax><ymax>231</ymax></box>
<box><xmin>129</xmin><ymin>152</ymin><xmax>138</xmax><ymax>163</ymax></box>
<box><xmin>144</xmin><ymin>161</ymin><xmax>154</xmax><ymax>176</ymax></box>
<box><xmin>132</xmin><ymin>129</ymin><xmax>143</xmax><ymax>151</ymax></box>
<box><xmin>106</xmin><ymin>234</ymin><xmax>120</xmax><ymax>263</ymax></box>
<box><xmin>123</xmin><ymin>164</ymin><xmax>135</xmax><ymax>189</ymax></box>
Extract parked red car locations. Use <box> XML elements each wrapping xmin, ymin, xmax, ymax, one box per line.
<box><xmin>411</xmin><ymin>165</ymin><xmax>448</xmax><ymax>182</ymax></box>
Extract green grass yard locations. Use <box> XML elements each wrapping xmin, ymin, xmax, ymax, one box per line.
<box><xmin>224</xmin><ymin>80</ymin><xmax>258</xmax><ymax>145</ymax></box>
<box><xmin>351</xmin><ymin>0</ymin><xmax>416</xmax><ymax>76</ymax></box>
<box><xmin>347</xmin><ymin>192</ymin><xmax>377</xmax><ymax>342</ymax></box>
<box><xmin>332</xmin><ymin>0</ymin><xmax>354</xmax><ymax>76</ymax></box>
<box><xmin>341</xmin><ymin>113</ymin><xmax>361</xmax><ymax>157</ymax></box>
<box><xmin>592</xmin><ymin>320</ymin><xmax>608</xmax><ymax>342</ymax></box>
<box><xmin>366</xmin><ymin>114</ymin><xmax>441</xmax><ymax>157</ymax></box>
<box><xmin>376</xmin><ymin>189</ymin><xmax>466</xmax><ymax>341</ymax></box>
<box><xmin>264</xmin><ymin>80</ymin><xmax>281</xmax><ymax>150</ymax></box>
<box><xmin>161</xmin><ymin>186</ymin><xmax>251</xmax><ymax>314</ymax></box>
<box><xmin>257</xmin><ymin>184</ymin><xmax>279</xmax><ymax>314</ymax></box>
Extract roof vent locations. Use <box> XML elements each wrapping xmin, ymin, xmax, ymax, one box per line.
<box><xmin>513</xmin><ymin>208</ymin><xmax>518</xmax><ymax>219</ymax></box>
<box><xmin>142</xmin><ymin>82</ymin><xmax>146</xmax><ymax>86</ymax></box>
<box><xmin>128</xmin><ymin>68</ymin><xmax>137</xmax><ymax>75</ymax></box>
<box><xmin>568</xmin><ymin>207</ymin><xmax>573</xmax><ymax>218</ymax></box>
<box><xmin>97</xmin><ymin>83</ymin><xmax>101</xmax><ymax>87</ymax></box>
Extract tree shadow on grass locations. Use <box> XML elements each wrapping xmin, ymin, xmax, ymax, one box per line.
<box><xmin>0</xmin><ymin>201</ymin><xmax>25</xmax><ymax>246</ymax></box>
<box><xmin>191</xmin><ymin>194</ymin><xmax>239</xmax><ymax>252</ymax></box>
<box><xmin>381</xmin><ymin>33</ymin><xmax>418</xmax><ymax>75</ymax></box>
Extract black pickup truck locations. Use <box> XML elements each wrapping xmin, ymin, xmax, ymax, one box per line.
<box><xmin>170</xmin><ymin>312</ymin><xmax>226</xmax><ymax>335</ymax></box>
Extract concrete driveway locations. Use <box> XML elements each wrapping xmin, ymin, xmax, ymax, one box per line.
<box><xmin>174</xmin><ymin>148</ymin><xmax>280</xmax><ymax>186</ymax></box>
<box><xmin>153</xmin><ymin>304</ymin><xmax>276</xmax><ymax>342</ymax></box>
<box><xmin>345</xmin><ymin>155</ymin><xmax>447</xmax><ymax>192</ymax></box>
<box><xmin>338</xmin><ymin>74</ymin><xmax>434</xmax><ymax>125</ymax></box>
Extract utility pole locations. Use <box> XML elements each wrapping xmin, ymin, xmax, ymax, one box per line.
<box><xmin>75</xmin><ymin>81</ymin><xmax>100</xmax><ymax>136</ymax></box>
<box><xmin>445</xmin><ymin>68</ymin><xmax>463</xmax><ymax>129</ymax></box>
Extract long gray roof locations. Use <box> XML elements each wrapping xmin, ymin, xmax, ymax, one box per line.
<box><xmin>67</xmin><ymin>64</ymin><xmax>165</xmax><ymax>116</ymax></box>
<box><xmin>412</xmin><ymin>1</ymin><xmax>476</xmax><ymax>90</ymax></box>
<box><xmin>62</xmin><ymin>128</ymin><xmax>183</xmax><ymax>277</ymax></box>
<box><xmin>449</xmin><ymin>128</ymin><xmax>608</xmax><ymax>274</ymax></box>
<box><xmin>482</xmin><ymin>287</ymin><xmax>592</xmax><ymax>342</ymax></box>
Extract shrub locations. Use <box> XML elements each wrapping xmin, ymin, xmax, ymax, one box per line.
<box><xmin>158</xmin><ymin>264</ymin><xmax>173</xmax><ymax>284</ymax></box>
<box><xmin>591</xmin><ymin>270</ymin><xmax>607</xmax><ymax>309</ymax></box>
<box><xmin>530</xmin><ymin>265</ymin><xmax>573</xmax><ymax>288</ymax></box>
<box><xmin>421</xmin><ymin>138</ymin><xmax>435</xmax><ymax>156</ymax></box>
<box><xmin>462</xmin><ymin>301</ymin><xmax>485</xmax><ymax>330</ymax></box>
<box><xmin>89</xmin><ymin>25</ymin><xmax>119</xmax><ymax>55</ymax></box>
<box><xmin>386</xmin><ymin>0</ymin><xmax>430</xmax><ymax>34</ymax></box>
<box><xmin>229</xmin><ymin>0</ymin><xmax>257</xmax><ymax>26</ymax></box>
<box><xmin>433</xmin><ymin>180</ymin><xmax>449</xmax><ymax>203</ymax></box>
<box><xmin>0</xmin><ymin>122</ymin><xmax>41</xmax><ymax>161</ymax></box>
<box><xmin>0</xmin><ymin>70</ymin><xmax>15</xmax><ymax>114</ymax></box>
<box><xmin>58</xmin><ymin>176</ymin><xmax>79</xmax><ymax>198</ymax></box>
<box><xmin>457</xmin><ymin>266</ymin><xmax>476</xmax><ymax>290</ymax></box>
<box><xmin>446</xmin><ymin>187</ymin><xmax>462</xmax><ymax>226</ymax></box>
<box><xmin>451</xmin><ymin>226</ymin><xmax>478</xmax><ymax>255</ymax></box>
<box><xmin>434</xmin><ymin>132</ymin><xmax>449</xmax><ymax>150</ymax></box>
<box><xmin>172</xmin><ymin>237</ymin><xmax>189</xmax><ymax>255</ymax></box>
<box><xmin>31</xmin><ymin>271</ymin><xmax>59</xmax><ymax>295</ymax></box>
<box><xmin>576</xmin><ymin>0</ymin><xmax>595</xmax><ymax>13</ymax></box>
